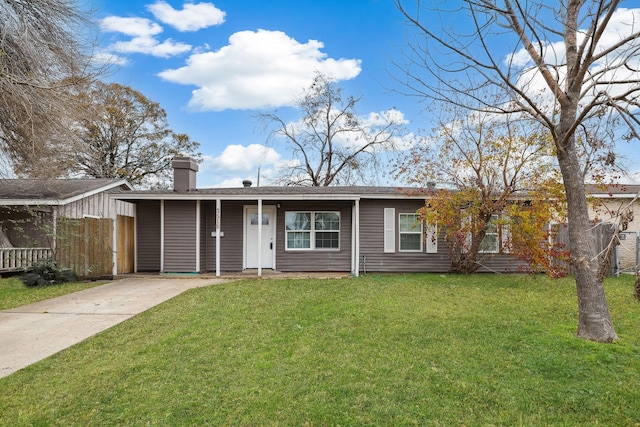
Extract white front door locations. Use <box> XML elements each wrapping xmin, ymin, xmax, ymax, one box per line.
<box><xmin>245</xmin><ymin>205</ymin><xmax>276</xmax><ymax>269</ymax></box>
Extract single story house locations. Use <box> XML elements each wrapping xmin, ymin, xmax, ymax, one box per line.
<box><xmin>108</xmin><ymin>157</ymin><xmax>525</xmax><ymax>277</ymax></box>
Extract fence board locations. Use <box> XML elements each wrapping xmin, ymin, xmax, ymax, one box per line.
<box><xmin>556</xmin><ymin>222</ymin><xmax>616</xmax><ymax>276</ymax></box>
<box><xmin>117</xmin><ymin>215</ymin><xmax>135</xmax><ymax>274</ymax></box>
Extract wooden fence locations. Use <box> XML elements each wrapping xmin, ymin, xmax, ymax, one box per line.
<box><xmin>555</xmin><ymin>222</ymin><xmax>616</xmax><ymax>276</ymax></box>
<box><xmin>56</xmin><ymin>217</ymin><xmax>114</xmax><ymax>279</ymax></box>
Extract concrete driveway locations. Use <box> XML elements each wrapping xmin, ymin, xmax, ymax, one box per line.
<box><xmin>0</xmin><ymin>277</ymin><xmax>228</xmax><ymax>379</ymax></box>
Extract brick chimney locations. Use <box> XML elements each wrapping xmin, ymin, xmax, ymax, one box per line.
<box><xmin>172</xmin><ymin>156</ymin><xmax>198</xmax><ymax>192</ymax></box>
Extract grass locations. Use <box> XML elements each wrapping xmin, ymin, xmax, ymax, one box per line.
<box><xmin>1</xmin><ymin>274</ymin><xmax>639</xmax><ymax>426</ymax></box>
<box><xmin>0</xmin><ymin>277</ymin><xmax>106</xmax><ymax>310</ymax></box>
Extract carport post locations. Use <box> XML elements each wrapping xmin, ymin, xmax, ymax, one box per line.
<box><xmin>216</xmin><ymin>199</ymin><xmax>221</xmax><ymax>276</ymax></box>
<box><xmin>258</xmin><ymin>199</ymin><xmax>262</xmax><ymax>277</ymax></box>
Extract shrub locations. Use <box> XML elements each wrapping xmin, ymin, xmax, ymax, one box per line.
<box><xmin>22</xmin><ymin>259</ymin><xmax>77</xmax><ymax>287</ymax></box>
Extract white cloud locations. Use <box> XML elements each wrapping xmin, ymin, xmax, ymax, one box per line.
<box><xmin>158</xmin><ymin>29</ymin><xmax>362</xmax><ymax>111</ymax></box>
<box><xmin>93</xmin><ymin>51</ymin><xmax>129</xmax><ymax>66</ymax></box>
<box><xmin>212</xmin><ymin>144</ymin><xmax>282</xmax><ymax>173</ymax></box>
<box><xmin>100</xmin><ymin>15</ymin><xmax>192</xmax><ymax>58</ymax></box>
<box><xmin>113</xmin><ymin>37</ymin><xmax>192</xmax><ymax>58</ymax></box>
<box><xmin>501</xmin><ymin>7</ymin><xmax>640</xmax><ymax>127</ymax></box>
<box><xmin>197</xmin><ymin>146</ymin><xmax>294</xmax><ymax>187</ymax></box>
<box><xmin>208</xmin><ymin>177</ymin><xmax>246</xmax><ymax>188</ymax></box>
<box><xmin>147</xmin><ymin>1</ymin><xmax>226</xmax><ymax>32</ymax></box>
<box><xmin>100</xmin><ymin>16</ymin><xmax>163</xmax><ymax>37</ymax></box>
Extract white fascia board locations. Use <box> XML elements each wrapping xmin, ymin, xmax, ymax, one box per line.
<box><xmin>111</xmin><ymin>193</ymin><xmax>364</xmax><ymax>202</ymax></box>
<box><xmin>110</xmin><ymin>192</ymin><xmax>430</xmax><ymax>202</ymax></box>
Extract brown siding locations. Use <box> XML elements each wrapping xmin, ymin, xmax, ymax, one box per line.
<box><xmin>359</xmin><ymin>199</ymin><xmax>450</xmax><ymax>273</ymax></box>
<box><xmin>202</xmin><ymin>201</ymin><xmax>245</xmax><ymax>272</ymax></box>
<box><xmin>164</xmin><ymin>200</ymin><xmax>197</xmax><ymax>272</ymax></box>
<box><xmin>476</xmin><ymin>254</ymin><xmax>527</xmax><ymax>273</ymax></box>
<box><xmin>276</xmin><ymin>201</ymin><xmax>352</xmax><ymax>272</ymax></box>
<box><xmin>359</xmin><ymin>199</ymin><xmax>528</xmax><ymax>274</ymax></box>
<box><xmin>136</xmin><ymin>201</ymin><xmax>161</xmax><ymax>271</ymax></box>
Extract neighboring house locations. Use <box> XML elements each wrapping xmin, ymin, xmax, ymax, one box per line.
<box><xmin>108</xmin><ymin>157</ymin><xmax>526</xmax><ymax>277</ymax></box>
<box><xmin>0</xmin><ymin>179</ymin><xmax>134</xmax><ymax>277</ymax></box>
<box><xmin>588</xmin><ymin>184</ymin><xmax>640</xmax><ymax>274</ymax></box>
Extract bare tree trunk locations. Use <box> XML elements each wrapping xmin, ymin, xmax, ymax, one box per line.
<box><xmin>557</xmin><ymin>131</ymin><xmax>617</xmax><ymax>342</ymax></box>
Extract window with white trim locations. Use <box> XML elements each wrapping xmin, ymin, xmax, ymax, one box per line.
<box><xmin>399</xmin><ymin>213</ymin><xmax>422</xmax><ymax>251</ymax></box>
<box><xmin>479</xmin><ymin>214</ymin><xmax>500</xmax><ymax>253</ymax></box>
<box><xmin>285</xmin><ymin>211</ymin><xmax>340</xmax><ymax>250</ymax></box>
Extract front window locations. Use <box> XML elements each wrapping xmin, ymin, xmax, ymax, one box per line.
<box><xmin>399</xmin><ymin>213</ymin><xmax>422</xmax><ymax>251</ymax></box>
<box><xmin>285</xmin><ymin>211</ymin><xmax>340</xmax><ymax>250</ymax></box>
<box><xmin>479</xmin><ymin>214</ymin><xmax>500</xmax><ymax>253</ymax></box>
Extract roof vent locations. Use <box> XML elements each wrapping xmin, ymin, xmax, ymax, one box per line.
<box><xmin>242</xmin><ymin>179</ymin><xmax>252</xmax><ymax>188</ymax></box>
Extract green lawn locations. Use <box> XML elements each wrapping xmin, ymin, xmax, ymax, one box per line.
<box><xmin>0</xmin><ymin>277</ymin><xmax>105</xmax><ymax>310</ymax></box>
<box><xmin>1</xmin><ymin>274</ymin><xmax>639</xmax><ymax>426</ymax></box>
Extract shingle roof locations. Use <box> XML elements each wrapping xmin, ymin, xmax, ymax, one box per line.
<box><xmin>184</xmin><ymin>185</ymin><xmax>414</xmax><ymax>196</ymax></box>
<box><xmin>0</xmin><ymin>179</ymin><xmax>131</xmax><ymax>201</ymax></box>
<box><xmin>112</xmin><ymin>185</ymin><xmax>427</xmax><ymax>200</ymax></box>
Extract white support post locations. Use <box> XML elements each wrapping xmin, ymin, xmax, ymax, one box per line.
<box><xmin>258</xmin><ymin>199</ymin><xmax>263</xmax><ymax>277</ymax></box>
<box><xmin>354</xmin><ymin>199</ymin><xmax>360</xmax><ymax>277</ymax></box>
<box><xmin>160</xmin><ymin>200</ymin><xmax>165</xmax><ymax>273</ymax></box>
<box><xmin>195</xmin><ymin>200</ymin><xmax>201</xmax><ymax>273</ymax></box>
<box><xmin>216</xmin><ymin>199</ymin><xmax>221</xmax><ymax>277</ymax></box>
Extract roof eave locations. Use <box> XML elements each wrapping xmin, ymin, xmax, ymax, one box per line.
<box><xmin>1</xmin><ymin>179</ymin><xmax>132</xmax><ymax>206</ymax></box>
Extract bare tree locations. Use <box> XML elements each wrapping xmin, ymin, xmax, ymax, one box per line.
<box><xmin>261</xmin><ymin>73</ymin><xmax>408</xmax><ymax>186</ymax></box>
<box><xmin>71</xmin><ymin>82</ymin><xmax>201</xmax><ymax>188</ymax></box>
<box><xmin>0</xmin><ymin>0</ymin><xmax>101</xmax><ymax>174</ymax></box>
<box><xmin>396</xmin><ymin>0</ymin><xmax>640</xmax><ymax>342</ymax></box>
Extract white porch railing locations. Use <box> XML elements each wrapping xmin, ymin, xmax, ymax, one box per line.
<box><xmin>0</xmin><ymin>248</ymin><xmax>53</xmax><ymax>271</ymax></box>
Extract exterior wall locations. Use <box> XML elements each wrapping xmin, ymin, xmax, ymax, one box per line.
<box><xmin>359</xmin><ymin>199</ymin><xmax>526</xmax><ymax>273</ymax></box>
<box><xmin>202</xmin><ymin>201</ymin><xmax>245</xmax><ymax>272</ymax></box>
<box><xmin>359</xmin><ymin>199</ymin><xmax>449</xmax><ymax>273</ymax></box>
<box><xmin>136</xmin><ymin>200</ymin><xmax>161</xmax><ymax>271</ymax></box>
<box><xmin>164</xmin><ymin>200</ymin><xmax>197</xmax><ymax>272</ymax></box>
<box><xmin>276</xmin><ymin>201</ymin><xmax>352</xmax><ymax>272</ymax></box>
<box><xmin>475</xmin><ymin>254</ymin><xmax>526</xmax><ymax>273</ymax></box>
<box><xmin>133</xmin><ymin>196</ymin><xmax>532</xmax><ymax>275</ymax></box>
<box><xmin>58</xmin><ymin>192</ymin><xmax>135</xmax><ymax>219</ymax></box>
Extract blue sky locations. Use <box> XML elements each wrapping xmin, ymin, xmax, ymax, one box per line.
<box><xmin>94</xmin><ymin>0</ymin><xmax>418</xmax><ymax>187</ymax></box>
<box><xmin>92</xmin><ymin>1</ymin><xmax>640</xmax><ymax>188</ymax></box>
